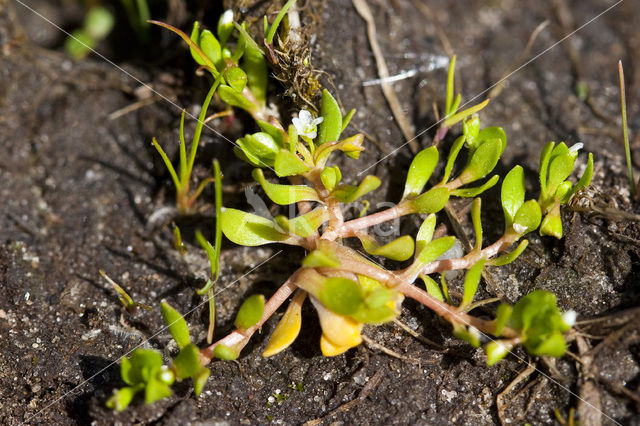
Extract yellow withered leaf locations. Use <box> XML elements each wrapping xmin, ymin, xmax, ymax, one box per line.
<box><xmin>311</xmin><ymin>296</ymin><xmax>362</xmax><ymax>349</ymax></box>
<box><xmin>320</xmin><ymin>334</ymin><xmax>353</xmax><ymax>357</ymax></box>
<box><xmin>262</xmin><ymin>291</ymin><xmax>306</xmax><ymax>357</ymax></box>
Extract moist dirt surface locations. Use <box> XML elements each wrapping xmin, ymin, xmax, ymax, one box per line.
<box><xmin>1</xmin><ymin>0</ymin><xmax>640</xmax><ymax>424</ymax></box>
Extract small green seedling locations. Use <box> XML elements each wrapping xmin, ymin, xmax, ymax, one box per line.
<box><xmin>99</xmin><ymin>270</ymin><xmax>151</xmax><ymax>313</ymax></box>
<box><xmin>65</xmin><ymin>6</ymin><xmax>115</xmax><ymax>59</ymax></box>
<box><xmin>538</xmin><ymin>142</ymin><xmax>593</xmax><ymax>238</ymax></box>
<box><xmin>108</xmin><ymin>5</ymin><xmax>594</xmax><ymax>410</ymax></box>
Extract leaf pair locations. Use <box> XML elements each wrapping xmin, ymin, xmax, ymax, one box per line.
<box><xmin>106</xmin><ymin>349</ymin><xmax>175</xmax><ymax>411</ymax></box>
<box><xmin>501</xmin><ymin>166</ymin><xmax>542</xmax><ymax>236</ymax></box>
<box><xmin>160</xmin><ymin>303</ymin><xmax>211</xmax><ymax>395</ymax></box>
<box><xmin>538</xmin><ymin>142</ymin><xmax>593</xmax><ymax>238</ymax></box>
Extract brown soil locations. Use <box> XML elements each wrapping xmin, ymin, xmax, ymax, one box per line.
<box><xmin>1</xmin><ymin>0</ymin><xmax>639</xmax><ymax>424</ymax></box>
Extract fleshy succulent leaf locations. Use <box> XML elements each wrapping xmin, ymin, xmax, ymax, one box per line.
<box><xmin>318</xmin><ymin>278</ymin><xmax>365</xmax><ymax>316</ymax></box>
<box><xmin>486</xmin><ymin>240</ymin><xmax>529</xmax><ymax>266</ymax></box>
<box><xmin>275</xmin><ymin>150</ymin><xmax>310</xmax><ymax>177</ymax></box>
<box><xmin>410</xmin><ymin>187</ymin><xmax>450</xmax><ymax>214</ymax></box>
<box><xmin>460</xmin><ymin>258</ymin><xmax>485</xmax><ymax>308</ymax></box>
<box><xmin>402</xmin><ymin>146</ymin><xmax>439</xmax><ymax>199</ymax></box>
<box><xmin>161</xmin><ymin>302</ymin><xmax>191</xmax><ymax>349</ymax></box>
<box><xmin>358</xmin><ymin>234</ymin><xmax>415</xmax><ymax>261</ymax></box>
<box><xmin>173</xmin><ymin>343</ymin><xmax>201</xmax><ymax>380</ymax></box>
<box><xmin>333</xmin><ymin>175</ymin><xmax>381</xmax><ymax>203</ymax></box>
<box><xmin>253</xmin><ymin>169</ymin><xmax>319</xmax><ymax>205</ymax></box>
<box><xmin>235</xmin><ymin>294</ymin><xmax>265</xmax><ymax>330</ymax></box>
<box><xmin>316</xmin><ymin>89</ymin><xmax>342</xmax><ymax>145</ymax></box>
<box><xmin>501</xmin><ymin>166</ymin><xmax>525</xmax><ymax>227</ymax></box>
<box><xmin>220</xmin><ymin>208</ymin><xmax>288</xmax><ymax>246</ymax></box>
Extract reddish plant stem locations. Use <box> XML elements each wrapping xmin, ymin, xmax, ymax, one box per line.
<box><xmin>200</xmin><ymin>269</ymin><xmax>302</xmax><ymax>364</ymax></box>
<box><xmin>322</xmin><ymin>202</ymin><xmax>412</xmax><ymax>241</ymax></box>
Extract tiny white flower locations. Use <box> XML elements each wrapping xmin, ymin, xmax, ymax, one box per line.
<box><xmin>292</xmin><ymin>109</ymin><xmax>323</xmax><ymax>140</ymax></box>
<box><xmin>568</xmin><ymin>143</ymin><xmax>583</xmax><ymax>156</ymax></box>
<box><xmin>562</xmin><ymin>310</ymin><xmax>577</xmax><ymax>327</ymax></box>
<box><xmin>512</xmin><ymin>223</ymin><xmax>528</xmax><ymax>235</ymax></box>
<box><xmin>220</xmin><ymin>9</ymin><xmax>234</xmax><ymax>25</ymax></box>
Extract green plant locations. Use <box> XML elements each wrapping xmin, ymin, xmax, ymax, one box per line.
<box><xmin>65</xmin><ymin>0</ymin><xmax>151</xmax><ymax>59</ymax></box>
<box><xmin>65</xmin><ymin>5</ymin><xmax>115</xmax><ymax>59</ymax></box>
<box><xmin>107</xmin><ymin>7</ymin><xmax>593</xmax><ymax>411</ymax></box>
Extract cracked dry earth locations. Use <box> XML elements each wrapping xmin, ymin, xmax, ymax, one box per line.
<box><xmin>1</xmin><ymin>0</ymin><xmax>640</xmax><ymax>424</ymax></box>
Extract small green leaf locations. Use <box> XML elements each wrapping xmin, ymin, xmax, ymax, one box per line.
<box><xmin>445</xmin><ymin>55</ymin><xmax>456</xmax><ymax>115</ymax></box>
<box><xmin>555</xmin><ymin>181</ymin><xmax>573</xmax><ymax>203</ymax></box>
<box><xmin>512</xmin><ymin>200</ymin><xmax>542</xmax><ymax>235</ymax></box>
<box><xmin>333</xmin><ymin>175</ymin><xmax>381</xmax><ymax>203</ymax></box>
<box><xmin>365</xmin><ymin>288</ymin><xmax>395</xmax><ymax>309</ymax></box>
<box><xmin>450</xmin><ymin>175</ymin><xmax>499</xmax><ymax>197</ymax></box>
<box><xmin>161</xmin><ymin>302</ymin><xmax>191</xmax><ymax>349</ymax></box>
<box><xmin>314</xmin><ymin>134</ymin><xmax>365</xmax><ymax>165</ymax></box>
<box><xmin>459</xmin><ymin>138</ymin><xmax>502</xmax><ymax>185</ymax></box>
<box><xmin>440</xmin><ymin>135</ymin><xmax>466</xmax><ymax>184</ymax></box>
<box><xmin>235</xmin><ymin>294</ymin><xmax>265</xmax><ymax>330</ymax></box>
<box><xmin>236</xmin><ymin>132</ymin><xmax>281</xmax><ymax>167</ymax></box>
<box><xmin>193</xmin><ymin>367</ymin><xmax>211</xmax><ymax>396</ymax></box>
<box><xmin>223</xmin><ymin>66</ymin><xmax>248</xmax><ymax>92</ymax></box>
<box><xmin>242</xmin><ymin>39</ymin><xmax>268</xmax><ymax>106</ymax></box>
<box><xmin>341</xmin><ymin>109</ymin><xmax>356</xmax><ymax>132</ymax></box>
<box><xmin>501</xmin><ymin>166</ymin><xmax>525</xmax><ymax>227</ymax></box>
<box><xmin>85</xmin><ymin>6</ymin><xmax>115</xmax><ymax>40</ymax></box>
<box><xmin>252</xmin><ymin>169</ymin><xmax>319</xmax><ymax>205</ymax></box>
<box><xmin>284</xmin><ymin>207</ymin><xmax>329</xmax><ymax>238</ymax></box>
<box><xmin>527</xmin><ymin>331</ymin><xmax>566</xmax><ymax>357</ymax></box>
<box><xmin>320</xmin><ymin>166</ymin><xmax>342</xmax><ymax>192</ymax></box>
<box><xmin>173</xmin><ymin>343</ymin><xmax>201</xmax><ymax>380</ymax></box>
<box><xmin>106</xmin><ymin>385</ymin><xmax>141</xmax><ymax>411</ymax></box>
<box><xmin>218</xmin><ymin>85</ymin><xmax>257</xmax><ymax>112</ymax></box>
<box><xmin>415</xmin><ymin>214</ymin><xmax>437</xmax><ymax>253</ymax></box>
<box><xmin>462</xmin><ymin>116</ymin><xmax>480</xmax><ymax>146</ymax></box>
<box><xmin>538</xmin><ymin>141</ymin><xmax>555</xmax><ymax>194</ymax></box>
<box><xmin>539</xmin><ymin>209</ymin><xmax>563</xmax><ymax>238</ymax></box>
<box><xmin>257</xmin><ymin>121</ymin><xmax>286</xmax><ymax>146</ymax></box>
<box><xmin>568</xmin><ymin>152</ymin><xmax>593</xmax><ymax>199</ymax></box>
<box><xmin>421</xmin><ymin>274</ymin><xmax>443</xmax><ymax>302</ymax></box>
<box><xmin>144</xmin><ymin>379</ymin><xmax>172</xmax><ymax>404</ymax></box>
<box><xmin>476</xmin><ymin>126</ymin><xmax>507</xmax><ymax>154</ymax></box>
<box><xmin>547</xmin><ymin>151</ymin><xmax>575</xmax><ymax>194</ymax></box>
<box><xmin>402</xmin><ymin>146</ymin><xmax>439</xmax><ymax>199</ymax></box>
<box><xmin>461</xmin><ymin>258</ymin><xmax>485</xmax><ymax>309</ymax></box>
<box><xmin>275</xmin><ymin>150</ymin><xmax>310</xmax><ymax>177</ymax></box>
<box><xmin>189</xmin><ymin>22</ymin><xmax>206</xmax><ymax>66</ymax></box>
<box><xmin>217</xmin><ymin>10</ymin><xmax>234</xmax><ymax>45</ymax></box>
<box><xmin>485</xmin><ymin>340</ymin><xmax>512</xmax><ymax>366</ymax></box>
<box><xmin>122</xmin><ymin>349</ymin><xmax>163</xmax><ymax>386</ymax></box>
<box><xmin>410</xmin><ymin>187</ymin><xmax>450</xmax><ymax>214</ymax></box>
<box><xmin>351</xmin><ymin>304</ymin><xmax>396</xmax><ymax>325</ymax></box>
<box><xmin>452</xmin><ymin>323</ymin><xmax>481</xmax><ymax>348</ymax></box>
<box><xmin>318</xmin><ymin>278</ymin><xmax>365</xmax><ymax>316</ymax></box>
<box><xmin>414</xmin><ymin>236</ymin><xmax>456</xmax><ymax>268</ymax></box>
<box><xmin>358</xmin><ymin>234</ymin><xmax>415</xmax><ymax>261</ymax></box>
<box><xmin>471</xmin><ymin>198</ymin><xmax>482</xmax><ymax>252</ymax></box>
<box><xmin>200</xmin><ymin>30</ymin><xmax>222</xmax><ymax>67</ymax></box>
<box><xmin>443</xmin><ymin>99</ymin><xmax>490</xmax><ymax>128</ymax></box>
<box><xmin>303</xmin><ymin>248</ymin><xmax>341</xmax><ymax>268</ymax></box>
<box><xmin>213</xmin><ymin>344</ymin><xmax>240</xmax><ymax>360</ymax></box>
<box><xmin>316</xmin><ymin>89</ymin><xmax>342</xmax><ymax>145</ymax></box>
<box><xmin>486</xmin><ymin>240</ymin><xmax>529</xmax><ymax>266</ymax></box>
<box><xmin>493</xmin><ymin>303</ymin><xmax>513</xmax><ymax>336</ymax></box>
<box><xmin>221</xmin><ymin>208</ymin><xmax>288</xmax><ymax>246</ymax></box>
